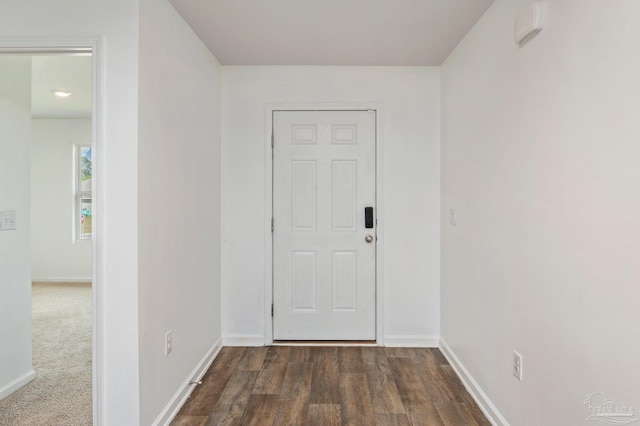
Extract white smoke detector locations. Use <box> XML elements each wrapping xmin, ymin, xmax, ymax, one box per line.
<box><xmin>514</xmin><ymin>2</ymin><xmax>545</xmax><ymax>45</ymax></box>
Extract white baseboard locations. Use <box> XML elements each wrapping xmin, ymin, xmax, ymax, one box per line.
<box><xmin>222</xmin><ymin>334</ymin><xmax>265</xmax><ymax>347</ymax></box>
<box><xmin>384</xmin><ymin>335</ymin><xmax>439</xmax><ymax>347</ymax></box>
<box><xmin>153</xmin><ymin>338</ymin><xmax>223</xmax><ymax>426</ymax></box>
<box><xmin>439</xmin><ymin>339</ymin><xmax>509</xmax><ymax>426</ymax></box>
<box><xmin>222</xmin><ymin>334</ymin><xmax>439</xmax><ymax>348</ymax></box>
<box><xmin>0</xmin><ymin>369</ymin><xmax>36</xmax><ymax>401</ymax></box>
<box><xmin>32</xmin><ymin>277</ymin><xmax>92</xmax><ymax>283</ymax></box>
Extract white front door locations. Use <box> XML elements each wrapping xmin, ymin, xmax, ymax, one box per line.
<box><xmin>273</xmin><ymin>110</ymin><xmax>376</xmax><ymax>340</ymax></box>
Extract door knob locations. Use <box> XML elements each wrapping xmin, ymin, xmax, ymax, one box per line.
<box><xmin>365</xmin><ymin>234</ymin><xmax>374</xmax><ymax>243</ymax></box>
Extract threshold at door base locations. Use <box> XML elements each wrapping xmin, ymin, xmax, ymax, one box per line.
<box><xmin>272</xmin><ymin>340</ymin><xmax>378</xmax><ymax>347</ymax></box>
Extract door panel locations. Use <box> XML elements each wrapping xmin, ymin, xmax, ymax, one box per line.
<box><xmin>292</xmin><ymin>161</ymin><xmax>317</xmax><ymax>230</ymax></box>
<box><xmin>273</xmin><ymin>110</ymin><xmax>376</xmax><ymax>340</ymax></box>
<box><xmin>292</xmin><ymin>251</ymin><xmax>317</xmax><ymax>311</ymax></box>
<box><xmin>332</xmin><ymin>161</ymin><xmax>357</xmax><ymax>230</ymax></box>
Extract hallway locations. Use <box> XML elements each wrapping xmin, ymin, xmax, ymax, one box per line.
<box><xmin>172</xmin><ymin>346</ymin><xmax>489</xmax><ymax>425</ymax></box>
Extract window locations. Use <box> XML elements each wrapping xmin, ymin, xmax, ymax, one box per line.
<box><xmin>74</xmin><ymin>144</ymin><xmax>92</xmax><ymax>241</ymax></box>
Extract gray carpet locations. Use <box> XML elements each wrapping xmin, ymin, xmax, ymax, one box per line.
<box><xmin>0</xmin><ymin>283</ymin><xmax>92</xmax><ymax>425</ymax></box>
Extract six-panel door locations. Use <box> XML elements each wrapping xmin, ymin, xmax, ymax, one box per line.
<box><xmin>273</xmin><ymin>110</ymin><xmax>376</xmax><ymax>340</ymax></box>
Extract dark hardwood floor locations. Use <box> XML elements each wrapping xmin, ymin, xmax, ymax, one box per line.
<box><xmin>171</xmin><ymin>346</ymin><xmax>490</xmax><ymax>426</ymax></box>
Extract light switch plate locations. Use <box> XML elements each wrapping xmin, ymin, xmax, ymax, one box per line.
<box><xmin>0</xmin><ymin>210</ymin><xmax>17</xmax><ymax>231</ymax></box>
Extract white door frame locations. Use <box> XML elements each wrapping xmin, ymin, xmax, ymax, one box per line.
<box><xmin>264</xmin><ymin>102</ymin><xmax>385</xmax><ymax>345</ymax></box>
<box><xmin>0</xmin><ymin>37</ymin><xmax>104</xmax><ymax>425</ymax></box>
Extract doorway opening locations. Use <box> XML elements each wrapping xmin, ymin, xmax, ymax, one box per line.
<box><xmin>0</xmin><ymin>42</ymin><xmax>102</xmax><ymax>425</ymax></box>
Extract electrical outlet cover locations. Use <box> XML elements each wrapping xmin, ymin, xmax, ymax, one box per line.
<box><xmin>0</xmin><ymin>210</ymin><xmax>17</xmax><ymax>231</ymax></box>
<box><xmin>165</xmin><ymin>330</ymin><xmax>173</xmax><ymax>355</ymax></box>
<box><xmin>513</xmin><ymin>351</ymin><xmax>523</xmax><ymax>381</ymax></box>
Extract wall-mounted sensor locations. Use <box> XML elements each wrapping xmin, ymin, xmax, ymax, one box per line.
<box><xmin>514</xmin><ymin>2</ymin><xmax>545</xmax><ymax>45</ymax></box>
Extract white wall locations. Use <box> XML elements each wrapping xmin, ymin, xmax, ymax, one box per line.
<box><xmin>31</xmin><ymin>119</ymin><xmax>92</xmax><ymax>282</ymax></box>
<box><xmin>0</xmin><ymin>1</ymin><xmax>141</xmax><ymax>423</ymax></box>
<box><xmin>441</xmin><ymin>0</ymin><xmax>640</xmax><ymax>424</ymax></box>
<box><xmin>0</xmin><ymin>56</ymin><xmax>35</xmax><ymax>400</ymax></box>
<box><xmin>222</xmin><ymin>67</ymin><xmax>440</xmax><ymax>346</ymax></box>
<box><xmin>137</xmin><ymin>0</ymin><xmax>222</xmax><ymax>424</ymax></box>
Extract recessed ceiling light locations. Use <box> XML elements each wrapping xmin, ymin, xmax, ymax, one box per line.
<box><xmin>53</xmin><ymin>90</ymin><xmax>72</xmax><ymax>97</ymax></box>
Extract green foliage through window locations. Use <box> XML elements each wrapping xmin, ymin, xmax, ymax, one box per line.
<box><xmin>76</xmin><ymin>145</ymin><xmax>93</xmax><ymax>241</ymax></box>
<box><xmin>81</xmin><ymin>147</ymin><xmax>92</xmax><ymax>181</ymax></box>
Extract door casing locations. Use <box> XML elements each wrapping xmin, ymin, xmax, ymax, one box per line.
<box><xmin>264</xmin><ymin>102</ymin><xmax>385</xmax><ymax>345</ymax></box>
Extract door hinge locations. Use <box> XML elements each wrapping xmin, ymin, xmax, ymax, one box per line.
<box><xmin>271</xmin><ymin>218</ymin><xmax>274</xmax><ymax>232</ymax></box>
<box><xmin>271</xmin><ymin>303</ymin><xmax>274</xmax><ymax>317</ymax></box>
<box><xmin>271</xmin><ymin>132</ymin><xmax>274</xmax><ymax>148</ymax></box>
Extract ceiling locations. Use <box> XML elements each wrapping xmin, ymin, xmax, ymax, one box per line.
<box><xmin>31</xmin><ymin>55</ymin><xmax>92</xmax><ymax>119</ymax></box>
<box><xmin>169</xmin><ymin>0</ymin><xmax>495</xmax><ymax>66</ymax></box>
<box><xmin>27</xmin><ymin>1</ymin><xmax>494</xmax><ymax>117</ymax></box>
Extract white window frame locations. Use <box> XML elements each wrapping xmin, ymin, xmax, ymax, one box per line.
<box><xmin>73</xmin><ymin>143</ymin><xmax>92</xmax><ymax>242</ymax></box>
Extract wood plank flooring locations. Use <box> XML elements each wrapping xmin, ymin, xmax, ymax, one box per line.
<box><xmin>172</xmin><ymin>347</ymin><xmax>489</xmax><ymax>426</ymax></box>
